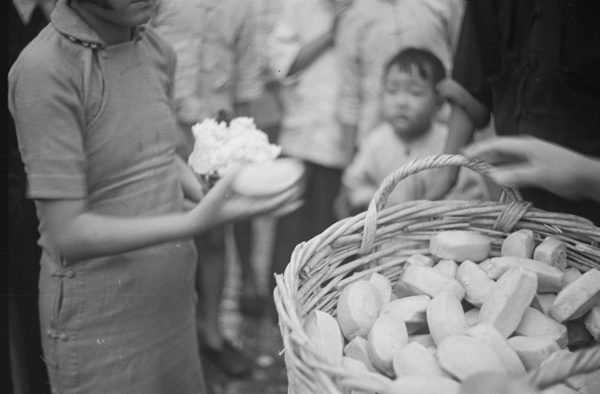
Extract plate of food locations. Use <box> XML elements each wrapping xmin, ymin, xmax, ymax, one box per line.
<box><xmin>232</xmin><ymin>157</ymin><xmax>305</xmax><ymax>197</ymax></box>
<box><xmin>188</xmin><ymin>112</ymin><xmax>304</xmax><ymax>197</ymax></box>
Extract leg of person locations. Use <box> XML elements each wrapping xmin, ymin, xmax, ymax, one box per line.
<box><xmin>195</xmin><ymin>226</ymin><xmax>253</xmax><ymax>378</ymax></box>
<box><xmin>307</xmin><ymin>163</ymin><xmax>343</xmax><ymax>234</ymax></box>
<box><xmin>233</xmin><ymin>219</ymin><xmax>267</xmax><ymax>317</ymax></box>
<box><xmin>268</xmin><ymin>163</ymin><xmax>315</xmax><ymax>323</ymax></box>
<box><xmin>9</xmin><ymin>285</ymin><xmax>29</xmax><ymax>394</ymax></box>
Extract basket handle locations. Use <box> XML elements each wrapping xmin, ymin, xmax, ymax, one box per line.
<box><xmin>360</xmin><ymin>154</ymin><xmax>524</xmax><ymax>255</ymax></box>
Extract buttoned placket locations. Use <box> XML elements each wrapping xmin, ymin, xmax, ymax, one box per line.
<box><xmin>514</xmin><ymin>1</ymin><xmax>546</xmax><ymax>124</ymax></box>
<box><xmin>51</xmin><ymin>268</ymin><xmax>75</xmax><ymax>278</ymax></box>
<box><xmin>46</xmin><ymin>327</ymin><xmax>69</xmax><ymax>341</ymax></box>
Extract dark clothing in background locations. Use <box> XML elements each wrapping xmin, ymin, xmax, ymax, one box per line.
<box><xmin>9</xmin><ymin>2</ymin><xmax>51</xmax><ymax>393</ymax></box>
<box><xmin>268</xmin><ymin>162</ymin><xmax>342</xmax><ymax>321</ymax></box>
<box><xmin>453</xmin><ymin>0</ymin><xmax>600</xmax><ymax>225</ymax></box>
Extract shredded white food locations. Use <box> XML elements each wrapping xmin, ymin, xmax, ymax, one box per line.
<box><xmin>188</xmin><ymin>117</ymin><xmax>282</xmax><ymax>176</ymax></box>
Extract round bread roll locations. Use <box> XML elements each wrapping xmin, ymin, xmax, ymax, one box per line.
<box><xmin>232</xmin><ymin>158</ymin><xmax>305</xmax><ymax>196</ymax></box>
<box><xmin>430</xmin><ymin>230</ymin><xmax>491</xmax><ymax>262</ymax></box>
<box><xmin>336</xmin><ymin>280</ymin><xmax>383</xmax><ymax>341</ymax></box>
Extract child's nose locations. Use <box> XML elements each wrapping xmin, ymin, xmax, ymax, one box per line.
<box><xmin>395</xmin><ymin>93</ymin><xmax>409</xmax><ymax>107</ymax></box>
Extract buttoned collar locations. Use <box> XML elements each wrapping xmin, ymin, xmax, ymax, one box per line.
<box><xmin>51</xmin><ymin>0</ymin><xmax>144</xmax><ymax>49</ymax></box>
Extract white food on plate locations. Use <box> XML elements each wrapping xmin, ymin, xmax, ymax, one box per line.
<box><xmin>188</xmin><ymin>117</ymin><xmax>281</xmax><ymax>176</ymax></box>
<box><xmin>232</xmin><ymin>158</ymin><xmax>305</xmax><ymax>196</ymax></box>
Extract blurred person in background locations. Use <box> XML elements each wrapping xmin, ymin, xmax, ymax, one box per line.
<box><xmin>253</xmin><ymin>0</ymin><xmax>285</xmax><ymax>145</ymax></box>
<box><xmin>265</xmin><ymin>0</ymin><xmax>356</xmax><ymax>321</ymax></box>
<box><xmin>150</xmin><ymin>0</ymin><xmax>269</xmax><ymax>378</ymax></box>
<box><xmin>338</xmin><ymin>48</ymin><xmax>492</xmax><ymax>216</ymax></box>
<box><xmin>335</xmin><ymin>0</ymin><xmax>465</xmax><ymax>149</ymax></box>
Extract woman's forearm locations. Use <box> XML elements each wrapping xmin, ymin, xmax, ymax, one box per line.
<box><xmin>575</xmin><ymin>156</ymin><xmax>600</xmax><ymax>203</ymax></box>
<box><xmin>445</xmin><ymin>104</ymin><xmax>476</xmax><ymax>183</ymax></box>
<box><xmin>463</xmin><ymin>136</ymin><xmax>600</xmax><ymax>203</ymax></box>
<box><xmin>36</xmin><ymin>160</ymin><xmax>306</xmax><ymax>265</ymax></box>
<box><xmin>446</xmin><ymin>104</ymin><xmax>476</xmax><ymax>154</ymax></box>
<box><xmin>422</xmin><ymin>105</ymin><xmax>477</xmax><ymax>200</ymax></box>
<box><xmin>36</xmin><ymin>199</ymin><xmax>206</xmax><ymax>264</ymax></box>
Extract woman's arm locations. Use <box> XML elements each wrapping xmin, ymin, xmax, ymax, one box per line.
<box><xmin>463</xmin><ymin>136</ymin><xmax>600</xmax><ymax>203</ymax></box>
<box><xmin>422</xmin><ymin>104</ymin><xmax>476</xmax><ymax>200</ymax></box>
<box><xmin>35</xmin><ymin>198</ymin><xmax>197</xmax><ymax>263</ymax></box>
<box><xmin>37</xmin><ymin>168</ymin><xmax>302</xmax><ymax>264</ymax></box>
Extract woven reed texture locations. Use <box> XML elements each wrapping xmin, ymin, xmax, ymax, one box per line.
<box><xmin>274</xmin><ymin>154</ymin><xmax>600</xmax><ymax>394</ymax></box>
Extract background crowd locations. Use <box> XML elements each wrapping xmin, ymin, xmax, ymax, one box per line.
<box><xmin>7</xmin><ymin>1</ymin><xmax>600</xmax><ymax>394</ymax></box>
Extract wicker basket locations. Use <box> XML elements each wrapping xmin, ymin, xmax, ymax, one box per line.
<box><xmin>274</xmin><ymin>154</ymin><xmax>600</xmax><ymax>394</ymax></box>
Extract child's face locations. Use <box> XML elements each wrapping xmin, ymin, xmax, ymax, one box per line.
<box><xmin>78</xmin><ymin>0</ymin><xmax>158</xmax><ymax>27</ymax></box>
<box><xmin>381</xmin><ymin>64</ymin><xmax>441</xmax><ymax>141</ymax></box>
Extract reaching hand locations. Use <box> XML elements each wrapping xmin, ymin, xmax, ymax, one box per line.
<box><xmin>463</xmin><ymin>136</ymin><xmax>600</xmax><ymax>203</ymax></box>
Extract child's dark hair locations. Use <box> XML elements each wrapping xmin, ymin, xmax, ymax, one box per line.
<box><xmin>383</xmin><ymin>48</ymin><xmax>446</xmax><ymax>86</ymax></box>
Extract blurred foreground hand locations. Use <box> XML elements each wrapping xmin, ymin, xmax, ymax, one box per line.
<box><xmin>463</xmin><ymin>136</ymin><xmax>600</xmax><ymax>203</ymax></box>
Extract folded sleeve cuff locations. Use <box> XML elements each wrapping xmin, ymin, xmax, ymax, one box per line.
<box><xmin>438</xmin><ymin>78</ymin><xmax>491</xmax><ymax>128</ymax></box>
<box><xmin>27</xmin><ymin>174</ymin><xmax>87</xmax><ymax>199</ymax></box>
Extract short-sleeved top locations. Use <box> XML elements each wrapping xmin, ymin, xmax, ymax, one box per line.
<box><xmin>443</xmin><ymin>0</ymin><xmax>600</xmax><ymax>224</ymax></box>
<box><xmin>267</xmin><ymin>0</ymin><xmax>355</xmax><ymax>169</ymax></box>
<box><xmin>8</xmin><ymin>2</ymin><xmax>202</xmax><ymax>393</ymax></box>
<box><xmin>336</xmin><ymin>0</ymin><xmax>465</xmax><ymax>144</ymax></box>
<box><xmin>343</xmin><ymin>121</ymin><xmax>492</xmax><ymax>209</ymax></box>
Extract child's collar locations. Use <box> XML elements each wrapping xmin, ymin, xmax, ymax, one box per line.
<box><xmin>52</xmin><ymin>0</ymin><xmax>105</xmax><ymax>48</ymax></box>
<box><xmin>51</xmin><ymin>0</ymin><xmax>145</xmax><ymax>49</ymax></box>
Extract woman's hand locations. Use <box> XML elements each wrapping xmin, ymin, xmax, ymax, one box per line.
<box><xmin>188</xmin><ymin>166</ymin><xmax>304</xmax><ymax>231</ymax></box>
<box><xmin>175</xmin><ymin>155</ymin><xmax>205</xmax><ymax>203</ymax></box>
<box><xmin>463</xmin><ymin>136</ymin><xmax>600</xmax><ymax>203</ymax></box>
